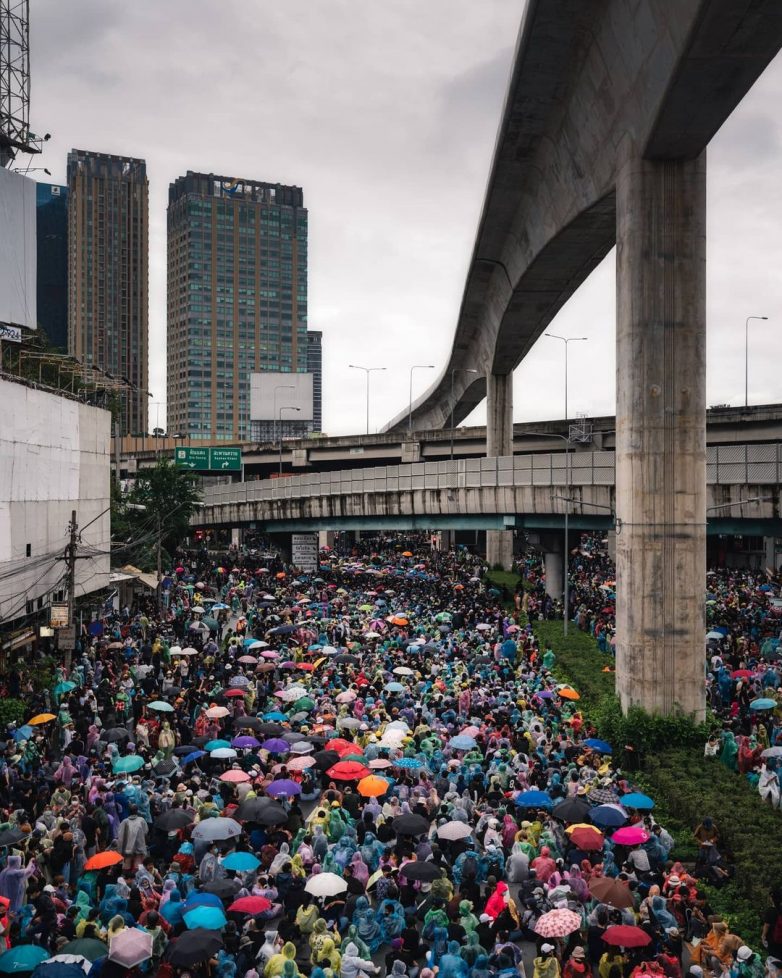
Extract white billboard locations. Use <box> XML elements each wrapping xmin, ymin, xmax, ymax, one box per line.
<box><xmin>250</xmin><ymin>371</ymin><xmax>313</xmax><ymax>421</ymax></box>
<box><xmin>0</xmin><ymin>167</ymin><xmax>37</xmax><ymax>330</ymax></box>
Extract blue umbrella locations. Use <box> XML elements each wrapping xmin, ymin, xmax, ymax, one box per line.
<box><xmin>184</xmin><ymin>892</ymin><xmax>223</xmax><ymax>910</ymax></box>
<box><xmin>385</xmin><ymin>682</ymin><xmax>405</xmax><ymax>693</ymax></box>
<box><xmin>0</xmin><ymin>946</ymin><xmax>51</xmax><ymax>973</ymax></box>
<box><xmin>620</xmin><ymin>792</ymin><xmax>655</xmax><ymax>810</ymax></box>
<box><xmin>393</xmin><ymin>757</ymin><xmax>424</xmax><ymax>769</ymax></box>
<box><xmin>182</xmin><ymin>750</ymin><xmax>206</xmax><ymax>765</ymax></box>
<box><xmin>212</xmin><ymin>603</ymin><xmax>230</xmax><ymax>610</ymax></box>
<box><xmin>183</xmin><ymin>906</ymin><xmax>228</xmax><ymax>930</ymax></box>
<box><xmin>32</xmin><ymin>964</ymin><xmax>87</xmax><ymax>978</ymax></box>
<box><xmin>515</xmin><ymin>789</ymin><xmax>552</xmax><ymax>808</ymax></box>
<box><xmin>751</xmin><ymin>698</ymin><xmax>776</xmax><ymax>711</ymax></box>
<box><xmin>112</xmin><ymin>755</ymin><xmax>144</xmax><ymax>774</ymax></box>
<box><xmin>590</xmin><ymin>804</ymin><xmax>628</xmax><ymax>828</ymax></box>
<box><xmin>148</xmin><ymin>701</ymin><xmax>174</xmax><ymax>712</ymax></box>
<box><xmin>584</xmin><ymin>738</ymin><xmax>613</xmax><ymax>754</ymax></box>
<box><xmin>448</xmin><ymin>735</ymin><xmax>477</xmax><ymax>750</ymax></box>
<box><xmin>205</xmin><ymin>739</ymin><xmax>231</xmax><ymax>751</ymax></box>
<box><xmin>263</xmin><ymin>712</ymin><xmax>288</xmax><ymax>722</ymax></box>
<box><xmin>12</xmin><ymin>725</ymin><xmax>33</xmax><ymax>742</ymax></box>
<box><xmin>222</xmin><ymin>851</ymin><xmax>261</xmax><ymax>872</ymax></box>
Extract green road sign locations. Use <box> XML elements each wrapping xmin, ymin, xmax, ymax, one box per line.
<box><xmin>175</xmin><ymin>447</ymin><xmax>210</xmax><ymax>470</ymax></box>
<box><xmin>175</xmin><ymin>446</ymin><xmax>242</xmax><ymax>472</ymax></box>
<box><xmin>210</xmin><ymin>448</ymin><xmax>242</xmax><ymax>472</ymax></box>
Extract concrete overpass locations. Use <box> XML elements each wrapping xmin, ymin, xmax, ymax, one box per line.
<box><xmin>372</xmin><ymin>0</ymin><xmax>782</xmax><ymax>718</ymax></box>
<box><xmin>118</xmin><ymin>403</ymin><xmax>782</xmax><ymax>478</ymax></box>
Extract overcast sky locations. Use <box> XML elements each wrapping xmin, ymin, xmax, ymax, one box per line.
<box><xmin>29</xmin><ymin>0</ymin><xmax>782</xmax><ymax>435</ymax></box>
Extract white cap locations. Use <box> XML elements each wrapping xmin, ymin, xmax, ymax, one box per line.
<box><xmin>541</xmin><ymin>944</ymin><xmax>555</xmax><ymax>953</ymax></box>
<box><xmin>737</xmin><ymin>947</ymin><xmax>753</xmax><ymax>962</ymax></box>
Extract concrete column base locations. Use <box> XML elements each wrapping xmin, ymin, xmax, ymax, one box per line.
<box><xmin>487</xmin><ymin>530</ymin><xmax>514</xmax><ymax>570</ymax></box>
<box><xmin>615</xmin><ymin>144</ymin><xmax>707</xmax><ymax>720</ymax></box>
<box><xmin>544</xmin><ymin>550</ymin><xmax>564</xmax><ymax>600</ymax></box>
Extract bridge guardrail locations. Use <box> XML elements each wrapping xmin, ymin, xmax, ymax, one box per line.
<box><xmin>200</xmin><ymin>443</ymin><xmax>782</xmax><ymax>510</ymax></box>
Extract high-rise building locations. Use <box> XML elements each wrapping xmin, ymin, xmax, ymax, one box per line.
<box><xmin>167</xmin><ymin>171</ymin><xmax>308</xmax><ymax>442</ymax></box>
<box><xmin>67</xmin><ymin>150</ymin><xmax>149</xmax><ymax>434</ymax></box>
<box><xmin>35</xmin><ymin>182</ymin><xmax>68</xmax><ymax>351</ymax></box>
<box><xmin>307</xmin><ymin>330</ymin><xmax>323</xmax><ymax>432</ymax></box>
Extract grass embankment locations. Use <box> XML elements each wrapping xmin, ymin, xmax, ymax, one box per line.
<box><xmin>532</xmin><ymin>620</ymin><xmax>781</xmax><ymax>949</ymax></box>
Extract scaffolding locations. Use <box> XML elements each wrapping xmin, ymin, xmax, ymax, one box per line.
<box><xmin>0</xmin><ymin>0</ymin><xmax>42</xmax><ymax>166</ymax></box>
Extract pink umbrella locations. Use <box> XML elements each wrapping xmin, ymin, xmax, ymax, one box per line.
<box><xmin>220</xmin><ymin>769</ymin><xmax>250</xmax><ymax>783</ymax></box>
<box><xmin>369</xmin><ymin>758</ymin><xmax>393</xmax><ymax>769</ymax></box>
<box><xmin>460</xmin><ymin>725</ymin><xmax>481</xmax><ymax>737</ymax></box>
<box><xmin>612</xmin><ymin>826</ymin><xmax>650</xmax><ymax>846</ymax></box>
<box><xmin>109</xmin><ymin>928</ymin><xmax>153</xmax><ymax>968</ymax></box>
<box><xmin>238</xmin><ymin>655</ymin><xmax>258</xmax><ymax>664</ymax></box>
<box><xmin>534</xmin><ymin>908</ymin><xmax>582</xmax><ymax>938</ymax></box>
<box><xmin>288</xmin><ymin>756</ymin><xmax>316</xmax><ymax>771</ymax></box>
<box><xmin>335</xmin><ymin>690</ymin><xmax>357</xmax><ymax>703</ymax></box>
<box><xmin>262</xmin><ymin>651</ymin><xmax>280</xmax><ymax>659</ymax></box>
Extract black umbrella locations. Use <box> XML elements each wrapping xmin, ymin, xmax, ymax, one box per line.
<box><xmin>153</xmin><ymin>759</ymin><xmax>179</xmax><ymax>776</ymax></box>
<box><xmin>233</xmin><ymin>717</ymin><xmax>265</xmax><ymax>732</ymax></box>
<box><xmin>192</xmin><ymin>735</ymin><xmax>211</xmax><ymax>747</ymax></box>
<box><xmin>255</xmin><ymin>723</ymin><xmax>286</xmax><ymax>738</ymax></box>
<box><xmin>553</xmin><ymin>797</ymin><xmax>592</xmax><ymax>823</ymax></box>
<box><xmin>154</xmin><ymin>809</ymin><xmax>194</xmax><ymax>832</ymax></box>
<box><xmin>268</xmin><ymin>624</ymin><xmax>297</xmax><ymax>635</ymax></box>
<box><xmin>313</xmin><ymin>749</ymin><xmax>340</xmax><ymax>770</ymax></box>
<box><xmin>172</xmin><ymin>744</ymin><xmax>196</xmax><ymax>756</ymax></box>
<box><xmin>0</xmin><ymin>828</ymin><xmax>26</xmax><ymax>847</ymax></box>
<box><xmin>392</xmin><ymin>814</ymin><xmax>430</xmax><ymax>836</ymax></box>
<box><xmin>202</xmin><ymin>879</ymin><xmax>241</xmax><ymax>899</ymax></box>
<box><xmin>166</xmin><ymin>929</ymin><xmax>224</xmax><ymax>967</ymax></box>
<box><xmin>234</xmin><ymin>797</ymin><xmax>278</xmax><ymax>821</ymax></box>
<box><xmin>104</xmin><ymin>728</ymin><xmax>131</xmax><ymax>743</ymax></box>
<box><xmin>399</xmin><ymin>861</ymin><xmax>443</xmax><ymax>882</ymax></box>
<box><xmin>334</xmin><ymin>654</ymin><xmax>359</xmax><ymax>664</ymax></box>
<box><xmin>256</xmin><ymin>805</ymin><xmax>289</xmax><ymax>827</ymax></box>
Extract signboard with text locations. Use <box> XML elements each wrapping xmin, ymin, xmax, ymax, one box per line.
<box><xmin>291</xmin><ymin>533</ymin><xmax>318</xmax><ymax>572</ymax></box>
<box><xmin>175</xmin><ymin>447</ymin><xmax>242</xmax><ymax>472</ymax></box>
<box><xmin>49</xmin><ymin>602</ymin><xmax>69</xmax><ymax>627</ymax></box>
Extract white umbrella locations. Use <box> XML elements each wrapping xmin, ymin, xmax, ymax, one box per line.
<box><xmin>393</xmin><ymin>667</ymin><xmax>415</xmax><ymax>676</ymax></box>
<box><xmin>177</xmin><ymin>647</ymin><xmax>199</xmax><ymax>656</ymax></box>
<box><xmin>706</xmin><ymin>630</ymin><xmax>724</xmax><ymax>640</ymax></box>
<box><xmin>386</xmin><ymin>720</ymin><xmax>410</xmax><ymax>731</ymax></box>
<box><xmin>762</xmin><ymin>746</ymin><xmax>782</xmax><ymax>758</ymax></box>
<box><xmin>304</xmin><ymin>872</ymin><xmax>348</xmax><ymax>897</ymax></box>
<box><xmin>169</xmin><ymin>645</ymin><xmax>182</xmax><ymax>656</ymax></box>
<box><xmin>278</xmin><ymin>686</ymin><xmax>307</xmax><ymax>702</ymax></box>
<box><xmin>249</xmin><ymin>640</ymin><xmax>269</xmax><ymax>650</ymax></box>
<box><xmin>210</xmin><ymin>747</ymin><xmax>237</xmax><ymax>760</ymax></box>
<box><xmin>338</xmin><ymin>717</ymin><xmax>362</xmax><ymax>729</ymax></box>
<box><xmin>437</xmin><ymin>821</ymin><xmax>473</xmax><ymax>841</ymax></box>
<box><xmin>191</xmin><ymin>606</ymin><xmax>206</xmax><ymax>615</ymax></box>
<box><xmin>335</xmin><ymin>690</ymin><xmax>357</xmax><ymax>703</ymax></box>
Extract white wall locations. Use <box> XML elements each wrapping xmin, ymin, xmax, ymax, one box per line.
<box><xmin>0</xmin><ymin>378</ymin><xmax>111</xmax><ymax>623</ymax></box>
<box><xmin>0</xmin><ymin>168</ymin><xmax>37</xmax><ymax>330</ymax></box>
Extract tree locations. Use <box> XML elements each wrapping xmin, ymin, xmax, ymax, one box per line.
<box><xmin>113</xmin><ymin>460</ymin><xmax>202</xmax><ymax>572</ymax></box>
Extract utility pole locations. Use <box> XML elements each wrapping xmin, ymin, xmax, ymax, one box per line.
<box><xmin>156</xmin><ymin>510</ymin><xmax>163</xmax><ymax>610</ymax></box>
<box><xmin>64</xmin><ymin>509</ymin><xmax>78</xmax><ymax>670</ymax></box>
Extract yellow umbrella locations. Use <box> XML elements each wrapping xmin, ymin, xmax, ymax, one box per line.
<box><xmin>28</xmin><ymin>713</ymin><xmax>57</xmax><ymax>725</ymax></box>
<box><xmin>357</xmin><ymin>775</ymin><xmax>390</xmax><ymax>798</ymax></box>
<box><xmin>312</xmin><ymin>657</ymin><xmax>327</xmax><ymax>670</ymax></box>
<box><xmin>565</xmin><ymin>822</ymin><xmax>595</xmax><ymax>834</ymax></box>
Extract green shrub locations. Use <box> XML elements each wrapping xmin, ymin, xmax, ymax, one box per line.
<box><xmin>0</xmin><ymin>698</ymin><xmax>26</xmax><ymax>728</ymax></box>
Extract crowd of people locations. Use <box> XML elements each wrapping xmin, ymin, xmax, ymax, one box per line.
<box><xmin>0</xmin><ymin>537</ymin><xmax>775</xmax><ymax>978</ymax></box>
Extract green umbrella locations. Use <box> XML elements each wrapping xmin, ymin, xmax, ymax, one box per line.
<box><xmin>53</xmin><ymin>681</ymin><xmax>77</xmax><ymax>696</ymax></box>
<box><xmin>292</xmin><ymin>697</ymin><xmax>315</xmax><ymax>712</ymax></box>
<box><xmin>60</xmin><ymin>940</ymin><xmax>109</xmax><ymax>962</ymax></box>
<box><xmin>202</xmin><ymin>617</ymin><xmax>218</xmax><ymax>630</ymax></box>
<box><xmin>0</xmin><ymin>946</ymin><xmax>50</xmax><ymax>973</ymax></box>
<box><xmin>113</xmin><ymin>755</ymin><xmax>145</xmax><ymax>774</ymax></box>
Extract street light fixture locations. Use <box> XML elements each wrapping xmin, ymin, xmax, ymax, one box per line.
<box><xmin>273</xmin><ymin>384</ymin><xmax>295</xmax><ymax>443</ymax></box>
<box><xmin>408</xmin><ymin>364</ymin><xmax>435</xmax><ymax>433</ymax></box>
<box><xmin>745</xmin><ymin>316</ymin><xmax>768</xmax><ymax>408</ymax></box>
<box><xmin>278</xmin><ymin>406</ymin><xmax>301</xmax><ymax>475</ymax></box>
<box><xmin>544</xmin><ymin>333</ymin><xmax>588</xmax><ymax>420</ymax></box>
<box><xmin>349</xmin><ymin>364</ymin><xmax>386</xmax><ymax>435</ymax></box>
<box><xmin>449</xmin><ymin>368</ymin><xmax>479</xmax><ymax>461</ymax></box>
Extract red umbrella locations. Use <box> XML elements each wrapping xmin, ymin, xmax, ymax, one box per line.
<box><xmin>224</xmin><ymin>689</ymin><xmax>246</xmax><ymax>698</ymax></box>
<box><xmin>228</xmin><ymin>895</ymin><xmax>272</xmax><ymax>914</ymax></box>
<box><xmin>732</xmin><ymin>669</ymin><xmax>753</xmax><ymax>679</ymax></box>
<box><xmin>328</xmin><ymin>738</ymin><xmax>358</xmax><ymax>756</ymax></box>
<box><xmin>327</xmin><ymin>760</ymin><xmax>371</xmax><ymax>781</ymax></box>
<box><xmin>602</xmin><ymin>925</ymin><xmax>651</xmax><ymax>948</ymax></box>
<box><xmin>570</xmin><ymin>827</ymin><xmax>604</xmax><ymax>851</ymax></box>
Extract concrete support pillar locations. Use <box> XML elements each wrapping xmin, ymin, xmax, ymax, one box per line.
<box><xmin>765</xmin><ymin>536</ymin><xmax>778</xmax><ymax>572</ymax></box>
<box><xmin>615</xmin><ymin>145</ymin><xmax>707</xmax><ymax>719</ymax></box>
<box><xmin>487</xmin><ymin>372</ymin><xmax>514</xmax><ymax>569</ymax></box>
<box><xmin>544</xmin><ymin>550</ymin><xmax>564</xmax><ymax>600</ymax></box>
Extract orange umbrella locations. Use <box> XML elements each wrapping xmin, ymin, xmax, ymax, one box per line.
<box><xmin>402</xmin><ymin>551</ymin><xmax>413</xmax><ymax>557</ymax></box>
<box><xmin>390</xmin><ymin>617</ymin><xmax>409</xmax><ymax>627</ymax></box>
<box><xmin>296</xmin><ymin>663</ymin><xmax>315</xmax><ymax>671</ymax></box>
<box><xmin>357</xmin><ymin>775</ymin><xmax>390</xmax><ymax>797</ymax></box>
<box><xmin>28</xmin><ymin>713</ymin><xmax>57</xmax><ymax>725</ymax></box>
<box><xmin>559</xmin><ymin>688</ymin><xmax>580</xmax><ymax>701</ymax></box>
<box><xmin>85</xmin><ymin>851</ymin><xmax>123</xmax><ymax>871</ymax></box>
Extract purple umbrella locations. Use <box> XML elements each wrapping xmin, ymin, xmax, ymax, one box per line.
<box><xmin>232</xmin><ymin>736</ymin><xmax>261</xmax><ymax>749</ymax></box>
<box><xmin>266</xmin><ymin>779</ymin><xmax>302</xmax><ymax>797</ymax></box>
<box><xmin>537</xmin><ymin>690</ymin><xmax>554</xmax><ymax>699</ymax></box>
<box><xmin>261</xmin><ymin>738</ymin><xmax>290</xmax><ymax>754</ymax></box>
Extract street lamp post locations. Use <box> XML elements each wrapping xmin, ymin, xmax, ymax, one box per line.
<box><xmin>544</xmin><ymin>333</ymin><xmax>588</xmax><ymax>420</ymax></box>
<box><xmin>349</xmin><ymin>364</ymin><xmax>386</xmax><ymax>435</ymax></box>
<box><xmin>273</xmin><ymin>384</ymin><xmax>295</xmax><ymax>443</ymax></box>
<box><xmin>745</xmin><ymin>316</ymin><xmax>768</xmax><ymax>408</ymax></box>
<box><xmin>278</xmin><ymin>406</ymin><xmax>301</xmax><ymax>475</ymax></box>
<box><xmin>408</xmin><ymin>364</ymin><xmax>435</xmax><ymax>433</ymax></box>
<box><xmin>449</xmin><ymin>367</ymin><xmax>479</xmax><ymax>461</ymax></box>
